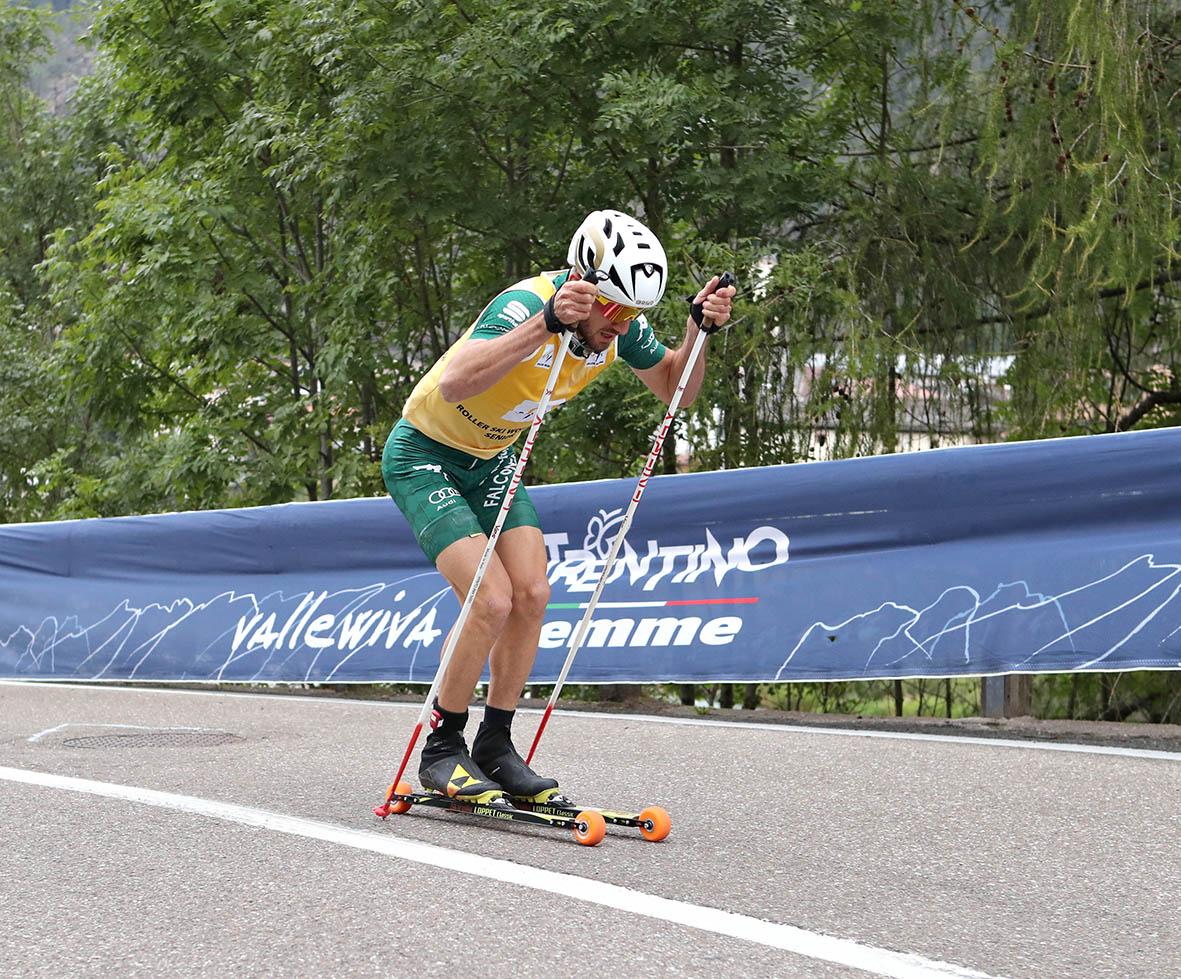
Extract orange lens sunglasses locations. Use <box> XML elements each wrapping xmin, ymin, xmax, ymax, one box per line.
<box><xmin>595</xmin><ymin>296</ymin><xmax>640</xmax><ymax>324</ymax></box>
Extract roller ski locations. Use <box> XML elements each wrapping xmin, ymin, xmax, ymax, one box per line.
<box><xmin>374</xmin><ymin>726</ymin><xmax>668</xmax><ymax>844</ymax></box>
<box><xmin>476</xmin><ymin>721</ymin><xmax>670</xmax><ymax>842</ymax></box>
<box><xmin>374</xmin><ymin>729</ymin><xmax>606</xmax><ymax>845</ymax></box>
<box><xmin>374</xmin><ymin>780</ymin><xmax>607</xmax><ymax>847</ymax></box>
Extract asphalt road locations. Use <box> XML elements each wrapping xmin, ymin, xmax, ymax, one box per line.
<box><xmin>1</xmin><ymin>683</ymin><xmax>1178</xmax><ymax>979</ymax></box>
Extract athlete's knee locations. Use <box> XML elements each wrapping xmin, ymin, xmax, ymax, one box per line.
<box><xmin>511</xmin><ymin>576</ymin><xmax>550</xmax><ymax>621</ymax></box>
<box><xmin>469</xmin><ymin>582</ymin><xmax>514</xmax><ymax>634</ymax></box>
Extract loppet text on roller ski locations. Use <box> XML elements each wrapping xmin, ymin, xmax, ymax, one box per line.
<box><xmin>374</xmin><ymin>209</ymin><xmax>735</xmax><ymax>843</ymax></box>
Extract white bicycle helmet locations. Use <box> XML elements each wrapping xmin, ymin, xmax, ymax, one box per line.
<box><xmin>566</xmin><ymin>209</ymin><xmax>668</xmax><ymax>309</ymax></box>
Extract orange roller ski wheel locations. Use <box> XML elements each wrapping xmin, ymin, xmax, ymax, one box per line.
<box><xmin>388</xmin><ymin>781</ymin><xmax>414</xmax><ymax>815</ymax></box>
<box><xmin>574</xmin><ymin>809</ymin><xmax>606</xmax><ymax>846</ymax></box>
<box><xmin>639</xmin><ymin>806</ymin><xmax>671</xmax><ymax>842</ymax></box>
<box><xmin>374</xmin><ymin>782</ymin><xmax>412</xmax><ymax>818</ymax></box>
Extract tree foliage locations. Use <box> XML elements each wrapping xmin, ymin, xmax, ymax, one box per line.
<box><xmin>0</xmin><ymin>0</ymin><xmax>1176</xmax><ymax>519</ymax></box>
<box><xmin>0</xmin><ymin>2</ymin><xmax>99</xmax><ymax>522</ymax></box>
<box><xmin>811</xmin><ymin>0</ymin><xmax>1181</xmax><ymax>448</ymax></box>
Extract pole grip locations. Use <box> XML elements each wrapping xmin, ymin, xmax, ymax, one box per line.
<box><xmin>693</xmin><ymin>271</ymin><xmax>736</xmax><ymax>333</ymax></box>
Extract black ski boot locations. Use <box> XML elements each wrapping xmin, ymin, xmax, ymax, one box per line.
<box><xmin>471</xmin><ymin>724</ymin><xmax>565</xmax><ymax>804</ymax></box>
<box><xmin>418</xmin><ymin>731</ymin><xmax>507</xmax><ymax>804</ymax></box>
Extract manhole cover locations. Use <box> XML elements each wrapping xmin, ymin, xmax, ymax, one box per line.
<box><xmin>62</xmin><ymin>731</ymin><xmax>244</xmax><ymax>749</ymax></box>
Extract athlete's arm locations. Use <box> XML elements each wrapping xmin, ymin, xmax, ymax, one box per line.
<box><xmin>437</xmin><ymin>275</ymin><xmax>598</xmax><ymax>403</ymax></box>
<box><xmin>631</xmin><ymin>276</ymin><xmax>735</xmax><ymax>406</ymax></box>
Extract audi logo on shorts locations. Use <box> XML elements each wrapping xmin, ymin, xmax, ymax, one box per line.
<box><xmin>429</xmin><ymin>487</ymin><xmax>460</xmax><ymax>506</ymax></box>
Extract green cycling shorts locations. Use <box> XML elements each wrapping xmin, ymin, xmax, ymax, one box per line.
<box><xmin>381</xmin><ymin>418</ymin><xmax>541</xmax><ymax>564</ymax></box>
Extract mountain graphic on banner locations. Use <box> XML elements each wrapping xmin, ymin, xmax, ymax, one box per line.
<box><xmin>775</xmin><ymin>554</ymin><xmax>1181</xmax><ymax>679</ymax></box>
<box><xmin>0</xmin><ymin>578</ymin><xmax>452</xmax><ymax>682</ymax></box>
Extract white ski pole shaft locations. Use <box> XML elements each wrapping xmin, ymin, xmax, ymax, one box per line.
<box><xmin>382</xmin><ymin>329</ymin><xmax>574</xmax><ymax>803</ymax></box>
<box><xmin>526</xmin><ymin>272</ymin><xmax>733</xmax><ymax>765</ymax></box>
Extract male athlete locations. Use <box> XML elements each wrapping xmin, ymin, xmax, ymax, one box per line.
<box><xmin>382</xmin><ymin>209</ymin><xmax>734</xmax><ymax>803</ymax></box>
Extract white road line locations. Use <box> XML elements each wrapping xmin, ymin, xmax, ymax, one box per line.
<box><xmin>0</xmin><ymin>764</ymin><xmax>1007</xmax><ymax>979</ymax></box>
<box><xmin>3</xmin><ymin>680</ymin><xmax>1177</xmax><ymax>761</ymax></box>
<box><xmin>567</xmin><ymin>710</ymin><xmax>1181</xmax><ymax>761</ymax></box>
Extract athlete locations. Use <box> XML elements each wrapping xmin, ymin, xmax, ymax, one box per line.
<box><xmin>382</xmin><ymin>209</ymin><xmax>735</xmax><ymax>803</ymax></box>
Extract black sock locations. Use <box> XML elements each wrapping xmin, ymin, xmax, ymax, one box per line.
<box><xmin>478</xmin><ymin>705</ymin><xmax>515</xmax><ymax>736</ymax></box>
<box><xmin>430</xmin><ymin>699</ymin><xmax>468</xmax><ymax>738</ymax></box>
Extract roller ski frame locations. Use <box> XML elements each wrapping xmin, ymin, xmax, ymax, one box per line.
<box><xmin>374</xmin><ymin>781</ymin><xmax>608</xmax><ymax>846</ymax></box>
<box><xmin>374</xmin><ymin>782</ymin><xmax>670</xmax><ymax>845</ymax></box>
<box><xmin>513</xmin><ymin>794</ymin><xmax>671</xmax><ymax>843</ymax></box>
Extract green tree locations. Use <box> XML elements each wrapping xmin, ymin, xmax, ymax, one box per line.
<box><xmin>390</xmin><ymin>0</ymin><xmax>863</xmax><ymax>478</ymax></box>
<box><xmin>0</xmin><ymin>2</ymin><xmax>100</xmax><ymax>523</ymax></box>
<box><xmin>40</xmin><ymin>0</ymin><xmax>872</xmax><ymax>511</ymax></box>
<box><xmin>44</xmin><ymin>0</ymin><xmax>428</xmax><ymax>513</ymax></box>
<box><xmin>977</xmin><ymin>0</ymin><xmax>1181</xmax><ymax>436</ymax></box>
<box><xmin>799</xmin><ymin>0</ymin><xmax>1181</xmax><ymax>456</ymax></box>
<box><xmin>29</xmin><ymin>0</ymin><xmax>1181</xmax><ymax>508</ymax></box>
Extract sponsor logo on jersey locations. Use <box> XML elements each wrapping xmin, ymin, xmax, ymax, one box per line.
<box><xmin>502</xmin><ymin>398</ymin><xmax>568</xmax><ymax>423</ymax></box>
<box><xmin>428</xmin><ymin>486</ymin><xmax>460</xmax><ymax>508</ymax></box>
<box><xmin>535</xmin><ymin>345</ymin><xmax>555</xmax><ymax>369</ymax></box>
<box><xmin>497</xmin><ymin>299</ymin><xmax>532</xmax><ymax>326</ymax></box>
<box><xmin>636</xmin><ymin>325</ymin><xmax>659</xmax><ymax>355</ymax></box>
<box><xmin>453</xmin><ymin>403</ymin><xmax>517</xmax><ymax>439</ymax></box>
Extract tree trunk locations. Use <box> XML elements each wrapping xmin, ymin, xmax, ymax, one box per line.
<box><xmin>599</xmin><ymin>684</ymin><xmax>642</xmax><ymax>703</ymax></box>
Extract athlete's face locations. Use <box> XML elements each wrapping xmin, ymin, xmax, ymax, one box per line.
<box><xmin>575</xmin><ymin>304</ymin><xmax>633</xmax><ymax>352</ymax></box>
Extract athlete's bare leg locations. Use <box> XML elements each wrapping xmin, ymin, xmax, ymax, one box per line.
<box><xmin>486</xmin><ymin>525</ymin><xmax>550</xmax><ymax>709</ymax></box>
<box><xmin>432</xmin><ymin>534</ymin><xmax>513</xmax><ymax>713</ymax></box>
<box><xmin>431</xmin><ymin>525</ymin><xmax>549</xmax><ymax>712</ymax></box>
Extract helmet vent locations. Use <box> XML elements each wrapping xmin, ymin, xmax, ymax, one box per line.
<box><xmin>629</xmin><ymin>262</ymin><xmax>664</xmax><ymax>296</ymax></box>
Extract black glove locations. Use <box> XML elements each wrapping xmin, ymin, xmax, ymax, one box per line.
<box><xmin>688</xmin><ymin>271</ymin><xmax>736</xmax><ymax>334</ymax></box>
<box><xmin>543</xmin><ymin>295</ymin><xmax>570</xmax><ymax>334</ymax></box>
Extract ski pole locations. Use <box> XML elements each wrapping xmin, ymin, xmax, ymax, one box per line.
<box><xmin>379</xmin><ymin>273</ymin><xmax>599</xmax><ymax>812</ymax></box>
<box><xmin>526</xmin><ymin>271</ymin><xmax>735</xmax><ymax>765</ymax></box>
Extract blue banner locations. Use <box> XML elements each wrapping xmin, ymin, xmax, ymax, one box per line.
<box><xmin>2</xmin><ymin>428</ymin><xmax>1180</xmax><ymax>683</ymax></box>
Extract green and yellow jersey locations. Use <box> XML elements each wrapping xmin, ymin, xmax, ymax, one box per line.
<box><xmin>402</xmin><ymin>269</ymin><xmax>667</xmax><ymax>459</ymax></box>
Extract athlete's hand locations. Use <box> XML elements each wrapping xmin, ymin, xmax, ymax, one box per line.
<box><xmin>690</xmin><ymin>274</ymin><xmax>736</xmax><ymax>334</ymax></box>
<box><xmin>551</xmin><ymin>271</ymin><xmax>598</xmax><ymax>326</ymax></box>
